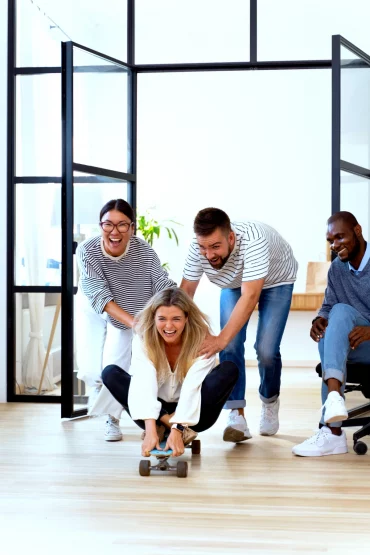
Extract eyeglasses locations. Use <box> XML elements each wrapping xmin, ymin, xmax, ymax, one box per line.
<box><xmin>100</xmin><ymin>221</ymin><xmax>133</xmax><ymax>233</ymax></box>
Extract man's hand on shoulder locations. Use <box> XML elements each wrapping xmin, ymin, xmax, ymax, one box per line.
<box><xmin>198</xmin><ymin>332</ymin><xmax>227</xmax><ymax>359</ymax></box>
<box><xmin>348</xmin><ymin>326</ymin><xmax>370</xmax><ymax>350</ymax></box>
<box><xmin>310</xmin><ymin>317</ymin><xmax>328</xmax><ymax>342</ymax></box>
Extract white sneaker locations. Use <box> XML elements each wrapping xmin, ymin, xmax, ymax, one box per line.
<box><xmin>223</xmin><ymin>410</ymin><xmax>252</xmax><ymax>443</ymax></box>
<box><xmin>104</xmin><ymin>415</ymin><xmax>123</xmax><ymax>441</ymax></box>
<box><xmin>323</xmin><ymin>391</ymin><xmax>348</xmax><ymax>424</ymax></box>
<box><xmin>292</xmin><ymin>426</ymin><xmax>348</xmax><ymax>457</ymax></box>
<box><xmin>260</xmin><ymin>398</ymin><xmax>280</xmax><ymax>436</ymax></box>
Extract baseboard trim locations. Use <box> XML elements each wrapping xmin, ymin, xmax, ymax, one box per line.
<box><xmin>246</xmin><ymin>359</ymin><xmax>317</xmax><ymax>368</ymax></box>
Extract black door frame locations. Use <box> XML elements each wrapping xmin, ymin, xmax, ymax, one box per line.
<box><xmin>61</xmin><ymin>41</ymin><xmax>135</xmax><ymax>417</ymax></box>
<box><xmin>332</xmin><ymin>34</ymin><xmax>370</xmax><ymax>216</ymax></box>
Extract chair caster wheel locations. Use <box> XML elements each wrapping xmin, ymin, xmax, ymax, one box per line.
<box><xmin>176</xmin><ymin>461</ymin><xmax>188</xmax><ymax>478</ymax></box>
<box><xmin>139</xmin><ymin>460</ymin><xmax>151</xmax><ymax>476</ymax></box>
<box><xmin>353</xmin><ymin>441</ymin><xmax>368</xmax><ymax>455</ymax></box>
<box><xmin>191</xmin><ymin>439</ymin><xmax>201</xmax><ymax>455</ymax></box>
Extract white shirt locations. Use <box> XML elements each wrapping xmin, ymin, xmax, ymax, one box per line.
<box><xmin>128</xmin><ymin>335</ymin><xmax>216</xmax><ymax>426</ymax></box>
<box><xmin>183</xmin><ymin>221</ymin><xmax>298</xmax><ymax>290</ymax></box>
<box><xmin>348</xmin><ymin>242</ymin><xmax>370</xmax><ymax>274</ymax></box>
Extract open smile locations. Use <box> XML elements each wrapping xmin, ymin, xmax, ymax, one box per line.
<box><xmin>109</xmin><ymin>237</ymin><xmax>122</xmax><ymax>245</ymax></box>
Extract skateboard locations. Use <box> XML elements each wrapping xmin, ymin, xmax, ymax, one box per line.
<box><xmin>138</xmin><ymin>439</ymin><xmax>201</xmax><ymax>478</ymax></box>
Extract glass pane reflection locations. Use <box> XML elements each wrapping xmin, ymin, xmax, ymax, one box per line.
<box><xmin>341</xmin><ymin>45</ymin><xmax>370</xmax><ymax>169</ymax></box>
<box><xmin>340</xmin><ymin>170</ymin><xmax>370</xmax><ymax>238</ymax></box>
<box><xmin>15</xmin><ymin>292</ymin><xmax>61</xmax><ymax>396</ymax></box>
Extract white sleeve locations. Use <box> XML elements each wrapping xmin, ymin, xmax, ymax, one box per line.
<box><xmin>169</xmin><ymin>355</ymin><xmax>216</xmax><ymax>426</ymax></box>
<box><xmin>128</xmin><ymin>336</ymin><xmax>162</xmax><ymax>421</ymax></box>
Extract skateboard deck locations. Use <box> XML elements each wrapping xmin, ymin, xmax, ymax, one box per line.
<box><xmin>150</xmin><ymin>441</ymin><xmax>172</xmax><ymax>458</ymax></box>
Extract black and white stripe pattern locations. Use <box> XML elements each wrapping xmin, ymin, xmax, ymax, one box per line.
<box><xmin>183</xmin><ymin>221</ymin><xmax>298</xmax><ymax>289</ymax></box>
<box><xmin>77</xmin><ymin>236</ymin><xmax>177</xmax><ymax>330</ymax></box>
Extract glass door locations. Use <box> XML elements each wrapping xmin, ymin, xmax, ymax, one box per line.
<box><xmin>332</xmin><ymin>34</ymin><xmax>370</xmax><ymax>227</ymax></box>
<box><xmin>61</xmin><ymin>42</ymin><xmax>136</xmax><ymax>417</ymax></box>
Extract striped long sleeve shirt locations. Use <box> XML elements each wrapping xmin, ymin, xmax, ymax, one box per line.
<box><xmin>77</xmin><ymin>236</ymin><xmax>177</xmax><ymax>330</ymax></box>
<box><xmin>183</xmin><ymin>221</ymin><xmax>298</xmax><ymax>289</ymax></box>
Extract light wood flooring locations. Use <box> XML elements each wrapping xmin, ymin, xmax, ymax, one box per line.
<box><xmin>1</xmin><ymin>367</ymin><xmax>370</xmax><ymax>555</ymax></box>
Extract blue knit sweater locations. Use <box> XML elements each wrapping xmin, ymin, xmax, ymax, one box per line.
<box><xmin>318</xmin><ymin>257</ymin><xmax>370</xmax><ymax>321</ymax></box>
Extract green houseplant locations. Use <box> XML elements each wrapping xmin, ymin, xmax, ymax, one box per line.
<box><xmin>137</xmin><ymin>211</ymin><xmax>181</xmax><ymax>270</ymax></box>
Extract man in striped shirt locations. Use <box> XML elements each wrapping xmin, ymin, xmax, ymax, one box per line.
<box><xmin>181</xmin><ymin>208</ymin><xmax>297</xmax><ymax>442</ymax></box>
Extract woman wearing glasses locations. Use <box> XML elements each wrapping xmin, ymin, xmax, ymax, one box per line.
<box><xmin>76</xmin><ymin>199</ymin><xmax>176</xmax><ymax>441</ymax></box>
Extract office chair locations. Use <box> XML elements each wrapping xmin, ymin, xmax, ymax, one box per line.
<box><xmin>316</xmin><ymin>363</ymin><xmax>370</xmax><ymax>455</ymax></box>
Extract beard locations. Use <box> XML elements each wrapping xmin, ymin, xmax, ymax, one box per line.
<box><xmin>208</xmin><ymin>248</ymin><xmax>233</xmax><ymax>270</ymax></box>
<box><xmin>340</xmin><ymin>233</ymin><xmax>361</xmax><ymax>263</ymax></box>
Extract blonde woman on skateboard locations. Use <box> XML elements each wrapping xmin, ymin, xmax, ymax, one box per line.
<box><xmin>102</xmin><ymin>288</ymin><xmax>238</xmax><ymax>457</ymax></box>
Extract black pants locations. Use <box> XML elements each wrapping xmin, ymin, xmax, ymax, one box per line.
<box><xmin>102</xmin><ymin>361</ymin><xmax>238</xmax><ymax>432</ymax></box>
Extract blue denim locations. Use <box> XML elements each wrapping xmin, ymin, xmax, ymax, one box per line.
<box><xmin>319</xmin><ymin>303</ymin><xmax>370</xmax><ymax>427</ymax></box>
<box><xmin>220</xmin><ymin>283</ymin><xmax>294</xmax><ymax>408</ymax></box>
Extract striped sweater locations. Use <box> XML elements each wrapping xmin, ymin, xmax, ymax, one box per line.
<box><xmin>183</xmin><ymin>221</ymin><xmax>298</xmax><ymax>289</ymax></box>
<box><xmin>77</xmin><ymin>236</ymin><xmax>177</xmax><ymax>330</ymax></box>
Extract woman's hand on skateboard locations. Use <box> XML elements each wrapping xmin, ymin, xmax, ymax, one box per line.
<box><xmin>165</xmin><ymin>430</ymin><xmax>185</xmax><ymax>457</ymax></box>
<box><xmin>141</xmin><ymin>432</ymin><xmax>161</xmax><ymax>457</ymax></box>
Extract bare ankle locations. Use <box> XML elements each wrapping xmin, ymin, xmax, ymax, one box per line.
<box><xmin>326</xmin><ymin>378</ymin><xmax>342</xmax><ymax>394</ymax></box>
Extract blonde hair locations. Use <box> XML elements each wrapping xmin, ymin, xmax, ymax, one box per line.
<box><xmin>134</xmin><ymin>288</ymin><xmax>210</xmax><ymax>384</ymax></box>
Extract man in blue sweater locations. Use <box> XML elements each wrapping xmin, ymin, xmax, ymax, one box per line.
<box><xmin>293</xmin><ymin>211</ymin><xmax>370</xmax><ymax>457</ymax></box>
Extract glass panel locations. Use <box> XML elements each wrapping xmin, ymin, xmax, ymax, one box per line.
<box><xmin>135</xmin><ymin>0</ymin><xmax>250</xmax><ymax>63</ymax></box>
<box><xmin>72</xmin><ymin>170</ymin><xmax>128</xmax><ymax>413</ymax></box>
<box><xmin>16</xmin><ymin>0</ymin><xmax>67</xmax><ymax>67</ymax></box>
<box><xmin>73</xmin><ymin>47</ymin><xmax>129</xmax><ymax>172</ymax></box>
<box><xmin>17</xmin><ymin>0</ymin><xmax>127</xmax><ymax>67</ymax></box>
<box><xmin>73</xmin><ymin>295</ymin><xmax>88</xmax><ymax>412</ymax></box>
<box><xmin>15</xmin><ymin>184</ymin><xmax>61</xmax><ymax>286</ymax></box>
<box><xmin>73</xmin><ymin>171</ymin><xmax>128</xmax><ymax>245</ymax></box>
<box><xmin>15</xmin><ymin>292</ymin><xmax>61</xmax><ymax>396</ymax></box>
<box><xmin>16</xmin><ymin>75</ymin><xmax>61</xmax><ymax>176</ymax></box>
<box><xmin>340</xmin><ymin>171</ymin><xmax>370</xmax><ymax>238</ymax></box>
<box><xmin>258</xmin><ymin>0</ymin><xmax>370</xmax><ymax>61</ymax></box>
<box><xmin>341</xmin><ymin>45</ymin><xmax>370</xmax><ymax>169</ymax></box>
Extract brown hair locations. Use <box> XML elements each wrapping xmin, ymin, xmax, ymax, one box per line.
<box><xmin>194</xmin><ymin>207</ymin><xmax>231</xmax><ymax>236</ymax></box>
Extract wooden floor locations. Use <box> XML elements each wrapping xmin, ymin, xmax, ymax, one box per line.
<box><xmin>1</xmin><ymin>367</ymin><xmax>370</xmax><ymax>555</ymax></box>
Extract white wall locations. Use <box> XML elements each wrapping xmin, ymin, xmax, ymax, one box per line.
<box><xmin>0</xmin><ymin>0</ymin><xmax>8</xmax><ymax>402</ymax></box>
<box><xmin>137</xmin><ymin>69</ymin><xmax>331</xmax><ymax>350</ymax></box>
<box><xmin>258</xmin><ymin>0</ymin><xmax>370</xmax><ymax>60</ymax></box>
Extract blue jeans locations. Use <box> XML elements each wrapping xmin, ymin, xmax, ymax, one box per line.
<box><xmin>319</xmin><ymin>303</ymin><xmax>370</xmax><ymax>427</ymax></box>
<box><xmin>220</xmin><ymin>283</ymin><xmax>294</xmax><ymax>408</ymax></box>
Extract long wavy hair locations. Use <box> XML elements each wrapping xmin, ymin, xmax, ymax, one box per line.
<box><xmin>134</xmin><ymin>288</ymin><xmax>210</xmax><ymax>384</ymax></box>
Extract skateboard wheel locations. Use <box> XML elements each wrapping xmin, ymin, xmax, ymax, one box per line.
<box><xmin>139</xmin><ymin>460</ymin><xmax>151</xmax><ymax>476</ymax></box>
<box><xmin>191</xmin><ymin>439</ymin><xmax>201</xmax><ymax>455</ymax></box>
<box><xmin>176</xmin><ymin>461</ymin><xmax>188</xmax><ymax>478</ymax></box>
